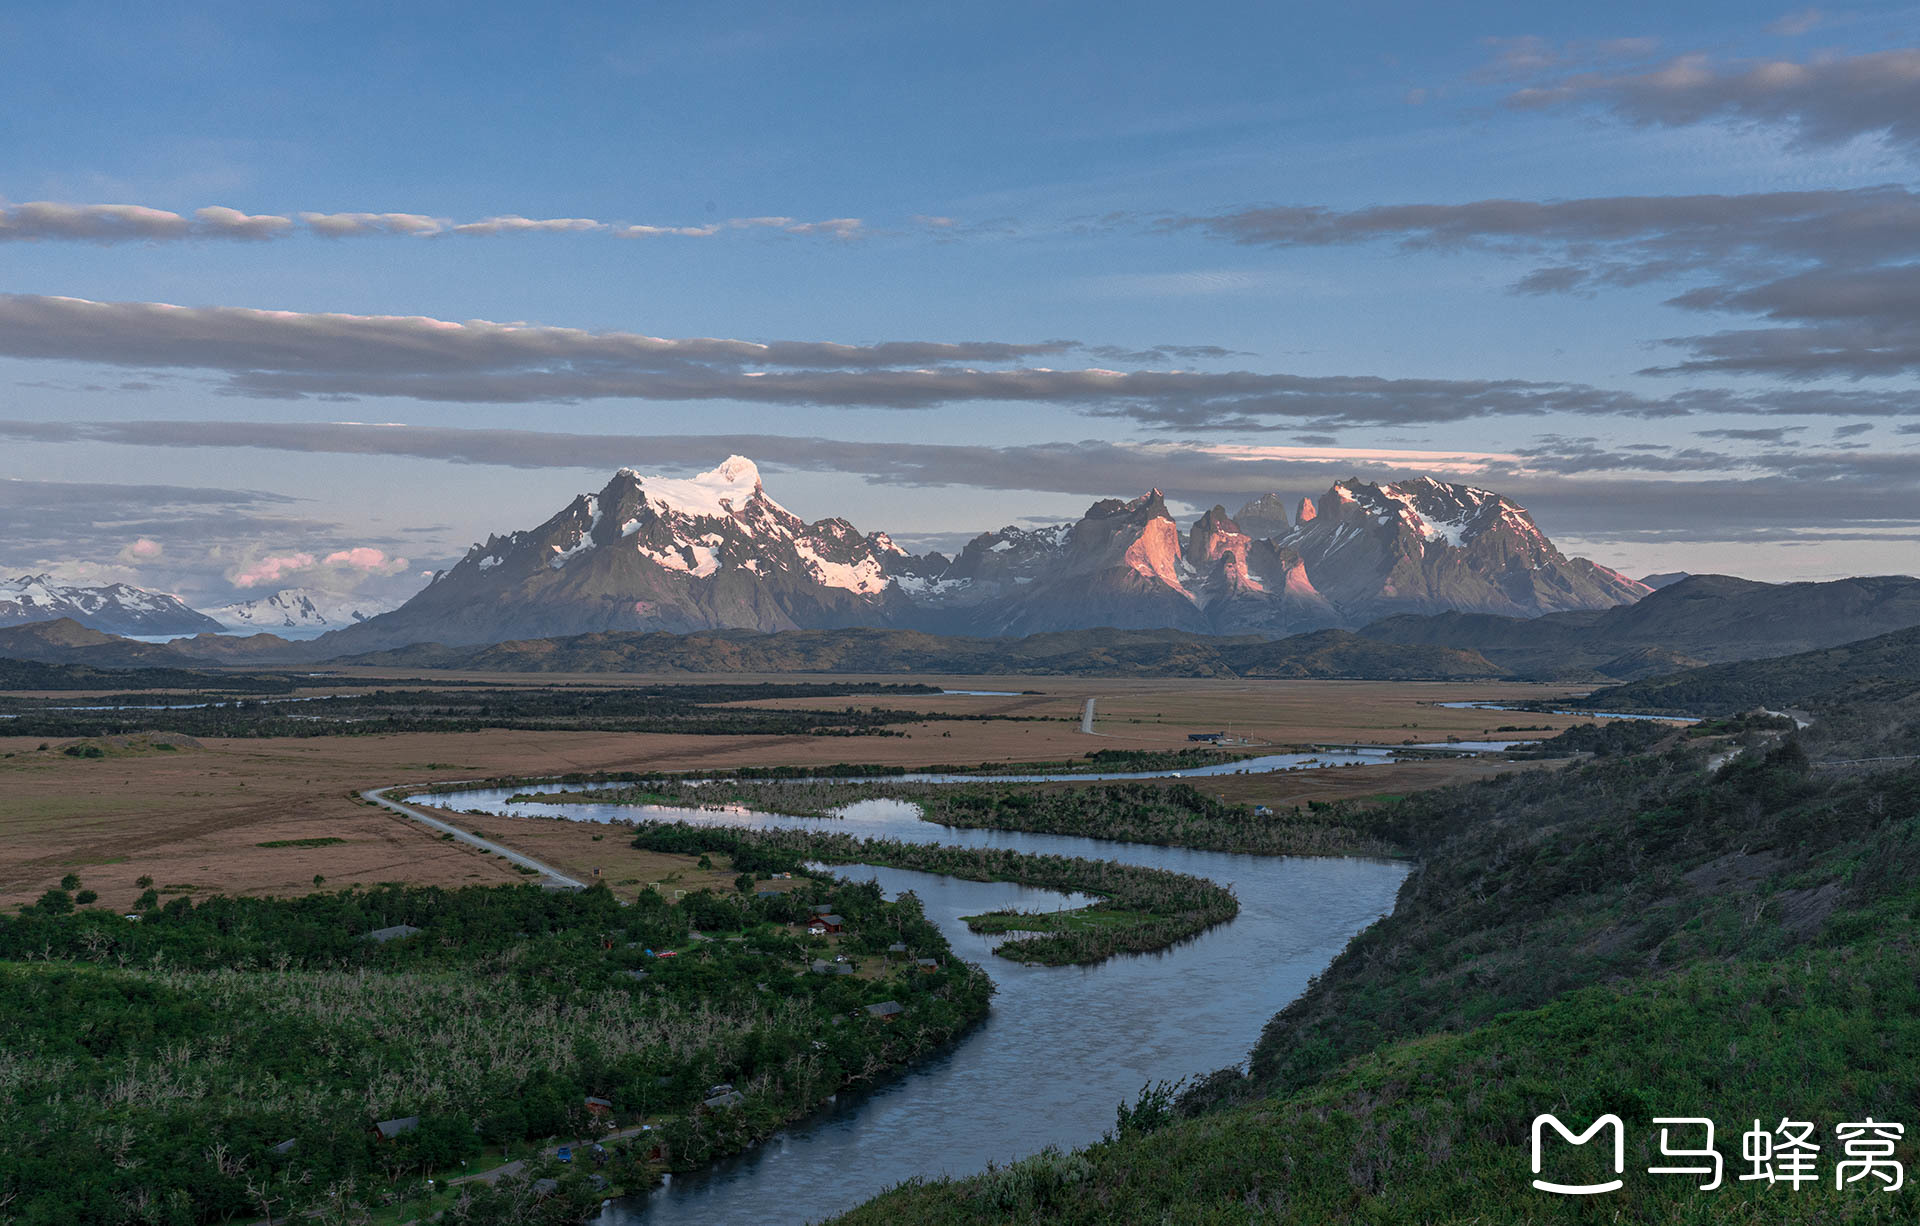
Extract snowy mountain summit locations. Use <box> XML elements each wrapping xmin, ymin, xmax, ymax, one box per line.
<box><xmin>215</xmin><ymin>588</ymin><xmax>393</xmax><ymax>631</ymax></box>
<box><xmin>314</xmin><ymin>459</ymin><xmax>1649</xmax><ymax>651</ymax></box>
<box><xmin>0</xmin><ymin>574</ymin><xmax>221</xmax><ymax>635</ymax></box>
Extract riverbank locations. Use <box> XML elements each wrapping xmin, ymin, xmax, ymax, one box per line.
<box><xmin>484</xmin><ymin>771</ymin><xmax>1422</xmax><ymax>860</ymax></box>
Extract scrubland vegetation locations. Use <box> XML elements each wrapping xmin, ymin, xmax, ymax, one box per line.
<box><xmin>0</xmin><ymin>874</ymin><xmax>987</xmax><ymax>1224</ymax></box>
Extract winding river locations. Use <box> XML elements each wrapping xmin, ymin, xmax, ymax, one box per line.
<box><xmin>416</xmin><ymin>780</ymin><xmax>1410</xmax><ymax>1225</ymax></box>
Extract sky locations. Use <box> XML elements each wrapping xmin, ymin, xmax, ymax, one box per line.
<box><xmin>3</xmin><ymin>0</ymin><xmax>1919</xmax><ymax>611</ymax></box>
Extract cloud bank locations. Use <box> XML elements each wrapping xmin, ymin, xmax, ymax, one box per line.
<box><xmin>6</xmin><ymin>294</ymin><xmax>1917</xmax><ymax>429</ymax></box>
<box><xmin>0</xmin><ymin>201</ymin><xmax>866</xmax><ymax>244</ymax></box>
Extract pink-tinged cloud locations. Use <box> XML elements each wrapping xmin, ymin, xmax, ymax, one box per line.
<box><xmin>121</xmin><ymin>537</ymin><xmax>164</xmax><ymax>560</ymax></box>
<box><xmin>229</xmin><ymin>546</ymin><xmax>408</xmax><ymax>588</ymax></box>
<box><xmin>322</xmin><ymin>547</ymin><xmax>407</xmax><ymax>574</ymax></box>
<box><xmin>229</xmin><ymin>552</ymin><xmax>317</xmax><ymax>588</ymax></box>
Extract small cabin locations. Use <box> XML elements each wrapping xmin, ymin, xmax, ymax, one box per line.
<box><xmin>915</xmin><ymin>957</ymin><xmax>939</xmax><ymax>973</ymax></box>
<box><xmin>584</xmin><ymin>1095</ymin><xmax>613</xmax><ymax>1117</ymax></box>
<box><xmin>371</xmin><ymin>1116</ymin><xmax>420</xmax><ymax>1142</ymax></box>
<box><xmin>886</xmin><ymin>942</ymin><xmax>908</xmax><ymax>960</ymax></box>
<box><xmin>864</xmin><ymin>1000</ymin><xmax>905</xmax><ymax>1021</ymax></box>
<box><xmin>817</xmin><ymin>914</ymin><xmax>845</xmax><ymax>933</ymax></box>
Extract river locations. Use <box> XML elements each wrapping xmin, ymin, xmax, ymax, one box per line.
<box><xmin>417</xmin><ymin>786</ymin><xmax>1410</xmax><ymax>1225</ymax></box>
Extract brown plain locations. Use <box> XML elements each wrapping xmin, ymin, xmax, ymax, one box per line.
<box><xmin>0</xmin><ymin>674</ymin><xmax>1597</xmax><ymax>909</ymax></box>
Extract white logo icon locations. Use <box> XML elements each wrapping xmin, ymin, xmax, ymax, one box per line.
<box><xmin>1531</xmin><ymin>1114</ymin><xmax>1625</xmax><ymax>1195</ymax></box>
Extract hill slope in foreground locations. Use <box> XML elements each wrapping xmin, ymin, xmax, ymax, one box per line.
<box><xmin>1361</xmin><ymin>573</ymin><xmax>1920</xmax><ymax>679</ymax></box>
<box><xmin>1579</xmin><ymin>620</ymin><xmax>1920</xmax><ymax>715</ymax></box>
<box><xmin>835</xmin><ymin>681</ymin><xmax>1920</xmax><ymax>1222</ymax></box>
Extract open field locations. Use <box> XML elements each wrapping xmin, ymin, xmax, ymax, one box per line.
<box><xmin>0</xmin><ymin>675</ymin><xmax>1601</xmax><ymax>908</ymax></box>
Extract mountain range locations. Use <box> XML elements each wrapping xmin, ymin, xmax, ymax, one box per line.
<box><xmin>214</xmin><ymin>588</ymin><xmax>393</xmax><ymax>632</ymax></box>
<box><xmin>1</xmin><ymin>573</ymin><xmax>219</xmax><ymax>636</ymax></box>
<box><xmin>275</xmin><ymin>457</ymin><xmax>1648</xmax><ymax>652</ymax></box>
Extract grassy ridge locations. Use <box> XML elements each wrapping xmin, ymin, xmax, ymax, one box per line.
<box><xmin>1578</xmin><ymin>621</ymin><xmax>1920</xmax><ymax>715</ymax></box>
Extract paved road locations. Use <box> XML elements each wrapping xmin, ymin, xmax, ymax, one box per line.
<box><xmin>360</xmin><ymin>787</ymin><xmax>588</xmax><ymax>890</ymax></box>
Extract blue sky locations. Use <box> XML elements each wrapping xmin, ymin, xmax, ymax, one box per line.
<box><xmin>4</xmin><ymin>1</ymin><xmax>1919</xmax><ymax>608</ymax></box>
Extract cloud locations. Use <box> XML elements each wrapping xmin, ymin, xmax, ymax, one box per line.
<box><xmin>1695</xmin><ymin>426</ymin><xmax>1806</xmax><ymax>442</ymax></box>
<box><xmin>0</xmin><ymin>201</ymin><xmax>291</xmax><ymax>242</ymax></box>
<box><xmin>1167</xmin><ymin>185</ymin><xmax>1920</xmax><ymax>380</ymax></box>
<box><xmin>118</xmin><ymin>537</ymin><xmax>164</xmax><ymax>562</ymax></box>
<box><xmin>1504</xmin><ymin>47</ymin><xmax>1920</xmax><ymax>152</ymax></box>
<box><xmin>226</xmin><ymin>546</ymin><xmax>408</xmax><ymax>591</ymax></box>
<box><xmin>322</xmin><ymin>546</ymin><xmax>407</xmax><ymax>575</ymax></box>
<box><xmin>0</xmin><ymin>200</ymin><xmax>871</xmax><ymax>244</ymax></box>
<box><xmin>11</xmin><ymin>293</ymin><xmax>1911</xmax><ymax>429</ymax></box>
<box><xmin>1163</xmin><ymin>185</ymin><xmax>1920</xmax><ymax>285</ymax></box>
<box><xmin>229</xmin><ymin>551</ymin><xmax>318</xmax><ymax>588</ymax></box>
<box><xmin>447</xmin><ymin>215</ymin><xmax>605</xmax><ymax>237</ymax></box>
<box><xmin>1767</xmin><ymin>8</ymin><xmax>1825</xmax><ymax>37</ymax></box>
<box><xmin>299</xmin><ymin>211</ymin><xmax>450</xmax><ymax>238</ymax></box>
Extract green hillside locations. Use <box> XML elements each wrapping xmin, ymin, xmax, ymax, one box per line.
<box><xmin>1579</xmin><ymin>623</ymin><xmax>1920</xmax><ymax>715</ymax></box>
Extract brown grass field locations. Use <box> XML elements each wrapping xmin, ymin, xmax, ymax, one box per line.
<box><xmin>0</xmin><ymin>676</ymin><xmax>1602</xmax><ymax>909</ymax></box>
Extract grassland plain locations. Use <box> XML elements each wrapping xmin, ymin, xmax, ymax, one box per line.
<box><xmin>0</xmin><ymin>676</ymin><xmax>1575</xmax><ymax>909</ymax></box>
<box><xmin>829</xmin><ymin>693</ymin><xmax>1920</xmax><ymax>1224</ymax></box>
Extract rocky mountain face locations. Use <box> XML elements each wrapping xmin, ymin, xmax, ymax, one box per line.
<box><xmin>312</xmin><ymin>459</ymin><xmax>1650</xmax><ymax>652</ymax></box>
<box><xmin>1</xmin><ymin>574</ymin><xmax>221</xmax><ymax>635</ymax></box>
<box><xmin>321</xmin><ymin>458</ymin><xmax>916</xmax><ymax>650</ymax></box>
<box><xmin>214</xmin><ymin>588</ymin><xmax>391</xmax><ymax>631</ymax></box>
<box><xmin>1274</xmin><ymin>477</ymin><xmax>1650</xmax><ymax>623</ymax></box>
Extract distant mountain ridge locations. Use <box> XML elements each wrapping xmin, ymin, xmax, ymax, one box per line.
<box><xmin>1</xmin><ymin>573</ymin><xmax>220</xmax><ymax>635</ymax></box>
<box><xmin>214</xmin><ymin>588</ymin><xmax>394</xmax><ymax>631</ymax></box>
<box><xmin>1360</xmin><ymin>574</ymin><xmax>1920</xmax><ymax>679</ymax></box>
<box><xmin>302</xmin><ymin>457</ymin><xmax>1647</xmax><ymax>652</ymax></box>
<box><xmin>337</xmin><ymin>625</ymin><xmax>1504</xmax><ymax>680</ymax></box>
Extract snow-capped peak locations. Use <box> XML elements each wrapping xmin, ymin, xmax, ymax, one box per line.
<box><xmin>1315</xmin><ymin>477</ymin><xmax>1545</xmax><ymax>551</ymax></box>
<box><xmin>620</xmin><ymin>455</ymin><xmax>776</xmax><ymax>523</ymax></box>
<box><xmin>2</xmin><ymin>573</ymin><xmax>221</xmax><ymax>634</ymax></box>
<box><xmin>215</xmin><ymin>587</ymin><xmax>395</xmax><ymax>630</ymax></box>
